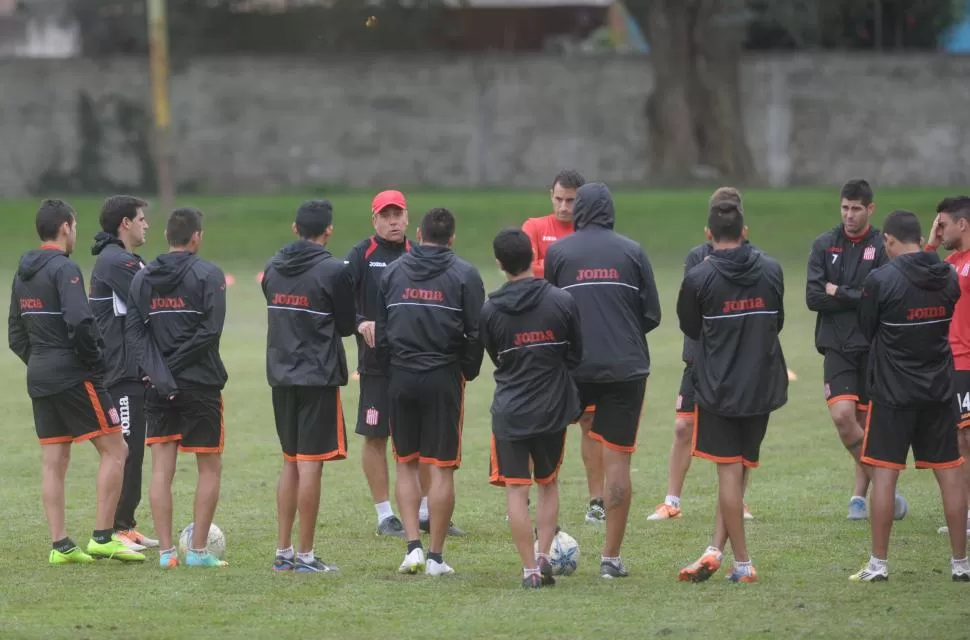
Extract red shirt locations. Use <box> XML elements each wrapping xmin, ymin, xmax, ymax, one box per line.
<box><xmin>946</xmin><ymin>249</ymin><xmax>970</xmax><ymax>370</ymax></box>
<box><xmin>521</xmin><ymin>214</ymin><xmax>574</xmax><ymax>279</ymax></box>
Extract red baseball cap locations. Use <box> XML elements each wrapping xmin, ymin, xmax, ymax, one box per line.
<box><xmin>371</xmin><ymin>190</ymin><xmax>407</xmax><ymax>214</ymax></box>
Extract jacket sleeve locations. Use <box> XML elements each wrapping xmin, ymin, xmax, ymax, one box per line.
<box><xmin>858</xmin><ymin>273</ymin><xmax>880</xmax><ymax>344</ymax></box>
<box><xmin>125</xmin><ymin>278</ymin><xmax>178</xmax><ymax>397</ymax></box>
<box><xmin>165</xmin><ymin>268</ymin><xmax>227</xmax><ymax>376</ymax></box>
<box><xmin>638</xmin><ymin>249</ymin><xmax>662</xmax><ymax>334</ymax></box>
<box><xmin>331</xmin><ymin>265</ymin><xmax>357</xmax><ymax>338</ymax></box>
<box><xmin>522</xmin><ymin>218</ymin><xmax>545</xmax><ymax>279</ymax></box>
<box><xmin>683</xmin><ymin>247</ymin><xmax>703</xmax><ymax>277</ymax></box>
<box><xmin>543</xmin><ymin>245</ymin><xmax>560</xmax><ymax>286</ymax></box>
<box><xmin>103</xmin><ymin>255</ymin><xmax>140</xmax><ymax>307</ymax></box>
<box><xmin>343</xmin><ymin>245</ymin><xmax>368</xmax><ymax>328</ymax></box>
<box><xmin>480</xmin><ymin>305</ymin><xmax>500</xmax><ymax>368</ymax></box>
<box><xmin>374</xmin><ymin>272</ymin><xmax>390</xmax><ymax>369</ymax></box>
<box><xmin>775</xmin><ymin>263</ymin><xmax>786</xmax><ymax>334</ymax></box>
<box><xmin>56</xmin><ymin>262</ymin><xmax>103</xmax><ymax>371</ymax></box>
<box><xmin>806</xmin><ymin>239</ymin><xmax>846</xmax><ymax>312</ymax></box>
<box><xmin>459</xmin><ymin>267</ymin><xmax>487</xmax><ymax>382</ymax></box>
<box><xmin>565</xmin><ymin>295</ymin><xmax>584</xmax><ymax>370</ymax></box>
<box><xmin>7</xmin><ymin>275</ymin><xmax>29</xmax><ymax>364</ymax></box>
<box><xmin>676</xmin><ymin>273</ymin><xmax>703</xmax><ymax>341</ymax></box>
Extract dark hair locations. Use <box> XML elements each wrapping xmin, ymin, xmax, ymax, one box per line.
<box><xmin>840</xmin><ymin>178</ymin><xmax>874</xmax><ymax>206</ymax></box>
<box><xmin>36</xmin><ymin>199</ymin><xmax>76</xmax><ymax>242</ymax></box>
<box><xmin>420</xmin><ymin>207</ymin><xmax>455</xmax><ymax>245</ymax></box>
<box><xmin>493</xmin><ymin>228</ymin><xmax>533</xmax><ymax>276</ymax></box>
<box><xmin>882</xmin><ymin>210</ymin><xmax>922</xmax><ymax>245</ymax></box>
<box><xmin>551</xmin><ymin>169</ymin><xmax>586</xmax><ymax>190</ymax></box>
<box><xmin>100</xmin><ymin>195</ymin><xmax>148</xmax><ymax>235</ymax></box>
<box><xmin>295</xmin><ymin>200</ymin><xmax>333</xmax><ymax>239</ymax></box>
<box><xmin>166</xmin><ymin>208</ymin><xmax>204</xmax><ymax>247</ymax></box>
<box><xmin>937</xmin><ymin>195</ymin><xmax>970</xmax><ymax>222</ymax></box>
<box><xmin>708</xmin><ymin>199</ymin><xmax>744</xmax><ymax>241</ymax></box>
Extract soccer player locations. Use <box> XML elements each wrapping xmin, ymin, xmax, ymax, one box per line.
<box><xmin>89</xmin><ymin>195</ymin><xmax>158</xmax><ymax>552</ymax></box>
<box><xmin>482</xmin><ymin>228</ymin><xmax>583</xmax><ymax>589</ymax></box>
<box><xmin>677</xmin><ymin>198</ymin><xmax>787</xmax><ymax>584</ymax></box>
<box><xmin>648</xmin><ymin>186</ymin><xmax>755</xmax><ymax>522</ymax></box>
<box><xmin>545</xmin><ymin>182</ymin><xmax>661</xmax><ymax>578</ymax></box>
<box><xmin>262</xmin><ymin>200</ymin><xmax>356</xmax><ymax>573</ymax></box>
<box><xmin>8</xmin><ymin>199</ymin><xmax>144</xmax><ymax>564</ymax></box>
<box><xmin>925</xmin><ymin>196</ymin><xmax>970</xmax><ymax>535</ymax></box>
<box><xmin>851</xmin><ymin>210</ymin><xmax>968</xmax><ymax>582</ymax></box>
<box><xmin>376</xmin><ymin>207</ymin><xmax>485</xmax><ymax>576</ymax></box>
<box><xmin>806</xmin><ymin>178</ymin><xmax>907</xmax><ymax>520</ymax></box>
<box><xmin>127</xmin><ymin>207</ymin><xmax>228</xmax><ymax>568</ymax></box>
<box><xmin>345</xmin><ymin>190</ymin><xmax>465</xmax><ymax>538</ymax></box>
<box><xmin>522</xmin><ymin>169</ymin><xmax>605</xmax><ymax>523</ymax></box>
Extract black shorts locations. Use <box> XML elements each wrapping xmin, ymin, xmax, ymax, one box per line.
<box><xmin>32</xmin><ymin>380</ymin><xmax>122</xmax><ymax>445</ymax></box>
<box><xmin>823</xmin><ymin>349</ymin><xmax>869</xmax><ymax>411</ymax></box>
<box><xmin>861</xmin><ymin>401</ymin><xmax>963</xmax><ymax>470</ymax></box>
<box><xmin>576</xmin><ymin>377</ymin><xmax>647</xmax><ymax>452</ymax></box>
<box><xmin>388</xmin><ymin>366</ymin><xmax>464</xmax><ymax>468</ymax></box>
<box><xmin>489</xmin><ymin>430</ymin><xmax>567</xmax><ymax>487</ymax></box>
<box><xmin>355</xmin><ymin>374</ymin><xmax>391</xmax><ymax>438</ymax></box>
<box><xmin>954</xmin><ymin>370</ymin><xmax>970</xmax><ymax>430</ymax></box>
<box><xmin>146</xmin><ymin>388</ymin><xmax>224</xmax><ymax>454</ymax></box>
<box><xmin>675</xmin><ymin>364</ymin><xmax>696</xmax><ymax>418</ymax></box>
<box><xmin>692</xmin><ymin>405</ymin><xmax>769</xmax><ymax>468</ymax></box>
<box><xmin>272</xmin><ymin>386</ymin><xmax>347</xmax><ymax>462</ymax></box>
<box><xmin>110</xmin><ymin>381</ymin><xmax>146</xmax><ymax>441</ymax></box>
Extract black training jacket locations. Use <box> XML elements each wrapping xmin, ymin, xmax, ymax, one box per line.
<box><xmin>544</xmin><ymin>182</ymin><xmax>661</xmax><ymax>383</ymax></box>
<box><xmin>806</xmin><ymin>225</ymin><xmax>887</xmax><ymax>354</ymax></box>
<box><xmin>8</xmin><ymin>246</ymin><xmax>106</xmax><ymax>397</ymax></box>
<box><xmin>344</xmin><ymin>235</ymin><xmax>411</xmax><ymax>376</ymax></box>
<box><xmin>677</xmin><ymin>243</ymin><xmax>788</xmax><ymax>417</ymax></box>
<box><xmin>481</xmin><ymin>277</ymin><xmax>583</xmax><ymax>440</ymax></box>
<box><xmin>860</xmin><ymin>252</ymin><xmax>960</xmax><ymax>407</ymax></box>
<box><xmin>376</xmin><ymin>244</ymin><xmax>485</xmax><ymax>381</ymax></box>
<box><xmin>126</xmin><ymin>251</ymin><xmax>227</xmax><ymax>396</ymax></box>
<box><xmin>90</xmin><ymin>232</ymin><xmax>145</xmax><ymax>387</ymax></box>
<box><xmin>262</xmin><ymin>240</ymin><xmax>356</xmax><ymax>387</ymax></box>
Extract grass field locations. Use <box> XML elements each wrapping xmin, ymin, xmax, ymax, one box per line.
<box><xmin>1</xmin><ymin>188</ymin><xmax>969</xmax><ymax>639</ymax></box>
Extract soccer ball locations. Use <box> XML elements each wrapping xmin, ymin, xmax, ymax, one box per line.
<box><xmin>178</xmin><ymin>522</ymin><xmax>226</xmax><ymax>560</ymax></box>
<box><xmin>534</xmin><ymin>530</ymin><xmax>579</xmax><ymax>576</ymax></box>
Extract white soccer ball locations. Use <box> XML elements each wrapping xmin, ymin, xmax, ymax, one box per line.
<box><xmin>534</xmin><ymin>530</ymin><xmax>579</xmax><ymax>576</ymax></box>
<box><xmin>178</xmin><ymin>522</ymin><xmax>226</xmax><ymax>560</ymax></box>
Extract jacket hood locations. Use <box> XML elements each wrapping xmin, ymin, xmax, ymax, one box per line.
<box><xmin>893</xmin><ymin>251</ymin><xmax>952</xmax><ymax>291</ymax></box>
<box><xmin>400</xmin><ymin>244</ymin><xmax>455</xmax><ymax>281</ymax></box>
<box><xmin>708</xmin><ymin>243</ymin><xmax>763</xmax><ymax>286</ymax></box>
<box><xmin>143</xmin><ymin>251</ymin><xmax>197</xmax><ymax>293</ymax></box>
<box><xmin>573</xmin><ymin>182</ymin><xmax>616</xmax><ymax>231</ymax></box>
<box><xmin>488</xmin><ymin>277</ymin><xmax>549</xmax><ymax>315</ymax></box>
<box><xmin>18</xmin><ymin>247</ymin><xmax>64</xmax><ymax>281</ymax></box>
<box><xmin>270</xmin><ymin>240</ymin><xmax>332</xmax><ymax>277</ymax></box>
<box><xmin>91</xmin><ymin>232</ymin><xmax>125</xmax><ymax>256</ymax></box>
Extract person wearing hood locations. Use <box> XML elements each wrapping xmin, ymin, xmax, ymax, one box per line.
<box><xmin>676</xmin><ymin>198</ymin><xmax>787</xmax><ymax>585</ymax></box>
<box><xmin>481</xmin><ymin>228</ymin><xmax>583</xmax><ymax>589</ymax></box>
<box><xmin>544</xmin><ymin>182</ymin><xmax>661</xmax><ymax>579</ymax></box>
<box><xmin>126</xmin><ymin>207</ymin><xmax>228</xmax><ymax>569</ymax></box>
<box><xmin>89</xmin><ymin>195</ymin><xmax>156</xmax><ymax>553</ymax></box>
<box><xmin>261</xmin><ymin>200</ymin><xmax>355</xmax><ymax>573</ymax></box>
<box><xmin>851</xmin><ymin>210</ymin><xmax>967</xmax><ymax>582</ymax></box>
<box><xmin>8</xmin><ymin>198</ymin><xmax>144</xmax><ymax>565</ymax></box>
<box><xmin>376</xmin><ymin>207</ymin><xmax>485</xmax><ymax>577</ymax></box>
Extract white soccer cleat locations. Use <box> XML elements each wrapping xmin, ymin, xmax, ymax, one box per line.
<box><xmin>425</xmin><ymin>558</ymin><xmax>455</xmax><ymax>576</ymax></box>
<box><xmin>398</xmin><ymin>548</ymin><xmax>425</xmax><ymax>574</ymax></box>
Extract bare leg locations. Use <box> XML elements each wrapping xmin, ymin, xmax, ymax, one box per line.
<box><xmin>535</xmin><ymin>480</ymin><xmax>560</xmax><ymax>559</ymax></box>
<box><xmin>190</xmin><ymin>453</ymin><xmax>221</xmax><ymax>550</ymax></box>
<box><xmin>717</xmin><ymin>462</ymin><xmax>748</xmax><ymax>562</ymax></box>
<box><xmin>149</xmin><ymin>442</ymin><xmax>179</xmax><ymax>550</ymax></box>
<box><xmin>395</xmin><ymin>459</ymin><xmax>422</xmax><ymax>541</ymax></box>
<box><xmin>296</xmin><ymin>460</ymin><xmax>323</xmax><ymax>554</ymax></box>
<box><xmin>580</xmin><ymin>413</ymin><xmax>603</xmax><ymax>503</ymax></box>
<box><xmin>427</xmin><ymin>465</ymin><xmax>455</xmax><ymax>555</ymax></box>
<box><xmin>665</xmin><ymin>415</ymin><xmax>694</xmax><ymax>499</ymax></box>
<box><xmin>91</xmin><ymin>432</ymin><xmax>128</xmax><ymax>530</ymax></box>
<box><xmin>276</xmin><ymin>460</ymin><xmax>298</xmax><ymax>550</ymax></box>
<box><xmin>506</xmin><ymin>484</ymin><xmax>534</xmax><ymax>570</ymax></box>
<box><xmin>602</xmin><ymin>447</ymin><xmax>632</xmax><ymax>557</ymax></box>
<box><xmin>41</xmin><ymin>443</ymin><xmax>72</xmax><ymax>542</ymax></box>
<box><xmin>362</xmin><ymin>436</ymin><xmax>390</xmax><ymax>504</ymax></box>
<box><xmin>936</xmin><ymin>466</ymin><xmax>969</xmax><ymax>560</ymax></box>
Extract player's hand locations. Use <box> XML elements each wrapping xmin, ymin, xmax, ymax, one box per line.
<box><xmin>927</xmin><ymin>214</ymin><xmax>943</xmax><ymax>249</ymax></box>
<box><xmin>358</xmin><ymin>321</ymin><xmax>376</xmax><ymax>348</ymax></box>
<box><xmin>825</xmin><ymin>283</ymin><xmax>838</xmax><ymax>296</ymax></box>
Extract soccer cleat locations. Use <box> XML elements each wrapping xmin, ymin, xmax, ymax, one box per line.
<box><xmin>49</xmin><ymin>547</ymin><xmax>95</xmax><ymax>566</ymax></box>
<box><xmin>272</xmin><ymin>555</ymin><xmax>295</xmax><ymax>572</ymax></box>
<box><xmin>377</xmin><ymin>515</ymin><xmax>406</xmax><ymax>538</ymax></box>
<box><xmin>295</xmin><ymin>557</ymin><xmax>339</xmax><ymax>573</ymax></box>
<box><xmin>679</xmin><ymin>550</ymin><xmax>722</xmax><ymax>583</ymax></box>
<box><xmin>186</xmin><ymin>550</ymin><xmax>228</xmax><ymax>568</ymax></box>
<box><xmin>398</xmin><ymin>547</ymin><xmax>425</xmax><ymax>574</ymax></box>
<box><xmin>522</xmin><ymin>574</ymin><xmax>543</xmax><ymax>589</ymax></box>
<box><xmin>647</xmin><ymin>503</ymin><xmax>682</xmax><ymax>521</ymax></box>
<box><xmin>585</xmin><ymin>500</ymin><xmax>607</xmax><ymax>524</ymax></box>
<box><xmin>113</xmin><ymin>530</ymin><xmax>147</xmax><ymax>552</ymax></box>
<box><xmin>116</xmin><ymin>528</ymin><xmax>159</xmax><ymax>549</ymax></box>
<box><xmin>159</xmin><ymin>548</ymin><xmax>178</xmax><ymax>569</ymax></box>
<box><xmin>849</xmin><ymin>564</ymin><xmax>888</xmax><ymax>582</ymax></box>
<box><xmin>537</xmin><ymin>556</ymin><xmax>556</xmax><ymax>586</ymax></box>
<box><xmin>86</xmin><ymin>536</ymin><xmax>146</xmax><ymax>562</ymax></box>
<box><xmin>419</xmin><ymin>519</ymin><xmax>466</xmax><ymax>537</ymax></box>
<box><xmin>426</xmin><ymin>558</ymin><xmax>455</xmax><ymax>576</ymax></box>
<box><xmin>953</xmin><ymin>569</ymin><xmax>970</xmax><ymax>582</ymax></box>
<box><xmin>743</xmin><ymin>504</ymin><xmax>755</xmax><ymax>521</ymax></box>
<box><xmin>726</xmin><ymin>564</ymin><xmax>758</xmax><ymax>583</ymax></box>
<box><xmin>847</xmin><ymin>497</ymin><xmax>868</xmax><ymax>521</ymax></box>
<box><xmin>600</xmin><ymin>559</ymin><xmax>629</xmax><ymax>579</ymax></box>
<box><xmin>893</xmin><ymin>494</ymin><xmax>908</xmax><ymax>521</ymax></box>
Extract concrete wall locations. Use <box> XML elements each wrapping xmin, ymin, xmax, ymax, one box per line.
<box><xmin>1</xmin><ymin>53</ymin><xmax>969</xmax><ymax>196</ymax></box>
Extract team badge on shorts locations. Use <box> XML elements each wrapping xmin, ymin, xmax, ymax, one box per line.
<box><xmin>366</xmin><ymin>407</ymin><xmax>380</xmax><ymax>426</ymax></box>
<box><xmin>108</xmin><ymin>407</ymin><xmax>121</xmax><ymax>425</ymax></box>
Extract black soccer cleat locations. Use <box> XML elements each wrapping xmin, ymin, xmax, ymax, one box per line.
<box><xmin>420</xmin><ymin>519</ymin><xmax>466</xmax><ymax>537</ymax></box>
<box><xmin>376</xmin><ymin>515</ymin><xmax>406</xmax><ymax>538</ymax></box>
<box><xmin>537</xmin><ymin>555</ymin><xmax>556</xmax><ymax>586</ymax></box>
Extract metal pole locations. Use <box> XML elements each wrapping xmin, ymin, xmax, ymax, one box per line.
<box><xmin>147</xmin><ymin>0</ymin><xmax>174</xmax><ymax>211</ymax></box>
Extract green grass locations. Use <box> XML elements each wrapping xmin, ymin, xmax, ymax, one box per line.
<box><xmin>1</xmin><ymin>188</ymin><xmax>968</xmax><ymax>639</ymax></box>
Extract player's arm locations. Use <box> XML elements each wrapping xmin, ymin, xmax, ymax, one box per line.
<box><xmin>522</xmin><ymin>219</ymin><xmax>545</xmax><ymax>279</ymax></box>
<box><xmin>125</xmin><ymin>276</ymin><xmax>177</xmax><ymax>397</ymax></box>
<box><xmin>374</xmin><ymin>272</ymin><xmax>391</xmax><ymax>369</ymax></box>
<box><xmin>57</xmin><ymin>262</ymin><xmax>103</xmax><ymax>371</ymax></box>
<box><xmin>166</xmin><ymin>267</ymin><xmax>227</xmax><ymax>376</ymax></box>
<box><xmin>805</xmin><ymin>239</ymin><xmax>846</xmax><ymax>312</ymax></box>
<box><xmin>459</xmin><ymin>267</ymin><xmax>487</xmax><ymax>382</ymax></box>
<box><xmin>858</xmin><ymin>273</ymin><xmax>881</xmax><ymax>344</ymax></box>
<box><xmin>638</xmin><ymin>249</ymin><xmax>662</xmax><ymax>333</ymax></box>
<box><xmin>564</xmin><ymin>295</ymin><xmax>584</xmax><ymax>370</ymax></box>
<box><xmin>676</xmin><ymin>273</ymin><xmax>702</xmax><ymax>341</ymax></box>
<box><xmin>543</xmin><ymin>245</ymin><xmax>560</xmax><ymax>286</ymax></box>
<box><xmin>7</xmin><ymin>274</ymin><xmax>30</xmax><ymax>364</ymax></box>
<box><xmin>331</xmin><ymin>265</ymin><xmax>357</xmax><ymax>338</ymax></box>
<box><xmin>480</xmin><ymin>306</ymin><xmax>500</xmax><ymax>368</ymax></box>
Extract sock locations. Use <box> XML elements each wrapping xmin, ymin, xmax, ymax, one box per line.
<box><xmin>53</xmin><ymin>537</ymin><xmax>76</xmax><ymax>553</ymax></box>
<box><xmin>297</xmin><ymin>550</ymin><xmax>314</xmax><ymax>563</ymax></box>
<box><xmin>665</xmin><ymin>495</ymin><xmax>681</xmax><ymax>509</ymax></box>
<box><xmin>733</xmin><ymin>559</ymin><xmax>753</xmax><ymax>574</ymax></box>
<box><xmin>160</xmin><ymin>546</ymin><xmax>176</xmax><ymax>555</ymax></box>
<box><xmin>850</xmin><ymin>495</ymin><xmax>866</xmax><ymax>503</ymax></box>
<box><xmin>375</xmin><ymin>501</ymin><xmax>394</xmax><ymax>524</ymax></box>
<box><xmin>189</xmin><ymin>547</ymin><xmax>208</xmax><ymax>555</ymax></box>
<box><xmin>868</xmin><ymin>555</ymin><xmax>887</xmax><ymax>571</ymax></box>
<box><xmin>705</xmin><ymin>545</ymin><xmax>723</xmax><ymax>560</ymax></box>
<box><xmin>523</xmin><ymin>567</ymin><xmax>540</xmax><ymax>578</ymax></box>
<box><xmin>419</xmin><ymin>497</ymin><xmax>429</xmax><ymax>521</ymax></box>
<box><xmin>601</xmin><ymin>555</ymin><xmax>620</xmax><ymax>565</ymax></box>
<box><xmin>92</xmin><ymin>529</ymin><xmax>113</xmax><ymax>544</ymax></box>
<box><xmin>952</xmin><ymin>557</ymin><xmax>970</xmax><ymax>572</ymax></box>
<box><xmin>428</xmin><ymin>551</ymin><xmax>443</xmax><ymax>564</ymax></box>
<box><xmin>407</xmin><ymin>539</ymin><xmax>422</xmax><ymax>554</ymax></box>
<box><xmin>590</xmin><ymin>498</ymin><xmax>604</xmax><ymax>508</ymax></box>
<box><xmin>276</xmin><ymin>546</ymin><xmax>294</xmax><ymax>560</ymax></box>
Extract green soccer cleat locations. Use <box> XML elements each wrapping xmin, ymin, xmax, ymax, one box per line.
<box><xmin>86</xmin><ymin>535</ymin><xmax>146</xmax><ymax>562</ymax></box>
<box><xmin>49</xmin><ymin>547</ymin><xmax>95</xmax><ymax>566</ymax></box>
